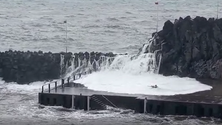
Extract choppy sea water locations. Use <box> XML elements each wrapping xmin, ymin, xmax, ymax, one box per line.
<box><xmin>0</xmin><ymin>0</ymin><xmax>221</xmax><ymax>54</ymax></box>
<box><xmin>1</xmin><ymin>0</ymin><xmax>222</xmax><ymax>124</ymax></box>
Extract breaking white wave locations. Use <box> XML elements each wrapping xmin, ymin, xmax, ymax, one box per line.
<box><xmin>0</xmin><ymin>78</ymin><xmax>46</xmax><ymax>94</ymax></box>
<box><xmin>107</xmin><ymin>54</ymin><xmax>157</xmax><ymax>74</ymax></box>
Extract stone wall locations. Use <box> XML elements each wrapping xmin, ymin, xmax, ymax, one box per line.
<box><xmin>153</xmin><ymin>16</ymin><xmax>222</xmax><ymax>79</ymax></box>
<box><xmin>0</xmin><ymin>50</ymin><xmax>115</xmax><ymax>84</ymax></box>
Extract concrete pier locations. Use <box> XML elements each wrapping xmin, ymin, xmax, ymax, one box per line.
<box><xmin>38</xmin><ymin>80</ymin><xmax>222</xmax><ymax>119</ymax></box>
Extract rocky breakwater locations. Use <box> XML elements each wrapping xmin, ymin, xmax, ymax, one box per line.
<box><xmin>0</xmin><ymin>50</ymin><xmax>115</xmax><ymax>84</ymax></box>
<box><xmin>152</xmin><ymin>16</ymin><xmax>222</xmax><ymax>79</ymax></box>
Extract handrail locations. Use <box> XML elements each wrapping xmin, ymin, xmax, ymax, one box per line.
<box><xmin>91</xmin><ymin>95</ymin><xmax>118</xmax><ymax>109</ymax></box>
<box><xmin>41</xmin><ymin>70</ymin><xmax>92</xmax><ymax>93</ymax></box>
<box><xmin>101</xmin><ymin>95</ymin><xmax>118</xmax><ymax>108</ymax></box>
<box><xmin>91</xmin><ymin>95</ymin><xmax>107</xmax><ymax>109</ymax></box>
<box><xmin>41</xmin><ymin>80</ymin><xmax>58</xmax><ymax>93</ymax></box>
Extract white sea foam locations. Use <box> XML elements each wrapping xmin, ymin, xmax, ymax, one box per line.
<box><xmin>0</xmin><ymin>78</ymin><xmax>47</xmax><ymax>94</ymax></box>
<box><xmin>75</xmin><ymin>70</ymin><xmax>211</xmax><ymax>95</ymax></box>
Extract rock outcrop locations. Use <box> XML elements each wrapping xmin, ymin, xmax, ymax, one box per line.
<box><xmin>154</xmin><ymin>16</ymin><xmax>222</xmax><ymax>79</ymax></box>
<box><xmin>0</xmin><ymin>50</ymin><xmax>115</xmax><ymax>84</ymax></box>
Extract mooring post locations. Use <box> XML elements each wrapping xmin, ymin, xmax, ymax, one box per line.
<box><xmin>55</xmin><ymin>81</ymin><xmax>57</xmax><ymax>92</ymax></box>
<box><xmin>87</xmin><ymin>96</ymin><xmax>90</xmax><ymax>111</ymax></box>
<box><xmin>48</xmin><ymin>84</ymin><xmax>50</xmax><ymax>93</ymax></box>
<box><xmin>42</xmin><ymin>86</ymin><xmax>44</xmax><ymax>93</ymax></box>
<box><xmin>144</xmin><ymin>98</ymin><xmax>147</xmax><ymax>113</ymax></box>
<box><xmin>71</xmin><ymin>95</ymin><xmax>75</xmax><ymax>109</ymax></box>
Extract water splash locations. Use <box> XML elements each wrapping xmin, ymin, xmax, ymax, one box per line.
<box><xmin>101</xmin><ymin>34</ymin><xmax>161</xmax><ymax>74</ymax></box>
<box><xmin>106</xmin><ymin>53</ymin><xmax>157</xmax><ymax>74</ymax></box>
<box><xmin>61</xmin><ymin>35</ymin><xmax>161</xmax><ymax>79</ymax></box>
<box><xmin>63</xmin><ymin>55</ymin><xmax>115</xmax><ymax>80</ymax></box>
<box><xmin>60</xmin><ymin>54</ymin><xmax>65</xmax><ymax>78</ymax></box>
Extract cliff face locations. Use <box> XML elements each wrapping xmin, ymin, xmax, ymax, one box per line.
<box><xmin>0</xmin><ymin>50</ymin><xmax>115</xmax><ymax>84</ymax></box>
<box><xmin>154</xmin><ymin>16</ymin><xmax>222</xmax><ymax>79</ymax></box>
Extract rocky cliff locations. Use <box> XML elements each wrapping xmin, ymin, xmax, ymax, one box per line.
<box><xmin>154</xmin><ymin>16</ymin><xmax>222</xmax><ymax>79</ymax></box>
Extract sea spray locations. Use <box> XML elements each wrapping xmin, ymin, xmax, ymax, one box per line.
<box><xmin>63</xmin><ymin>35</ymin><xmax>162</xmax><ymax>79</ymax></box>
<box><xmin>60</xmin><ymin>54</ymin><xmax>65</xmax><ymax>78</ymax></box>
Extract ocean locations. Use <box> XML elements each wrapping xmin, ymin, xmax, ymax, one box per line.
<box><xmin>0</xmin><ymin>0</ymin><xmax>222</xmax><ymax>124</ymax></box>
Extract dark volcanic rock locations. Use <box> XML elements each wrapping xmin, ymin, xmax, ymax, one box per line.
<box><xmin>0</xmin><ymin>51</ymin><xmax>115</xmax><ymax>84</ymax></box>
<box><xmin>0</xmin><ymin>50</ymin><xmax>61</xmax><ymax>84</ymax></box>
<box><xmin>154</xmin><ymin>16</ymin><xmax>222</xmax><ymax>79</ymax></box>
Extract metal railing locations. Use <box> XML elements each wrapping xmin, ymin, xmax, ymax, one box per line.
<box><xmin>41</xmin><ymin>70</ymin><xmax>92</xmax><ymax>93</ymax></box>
<box><xmin>40</xmin><ymin>70</ymin><xmax>119</xmax><ymax>112</ymax></box>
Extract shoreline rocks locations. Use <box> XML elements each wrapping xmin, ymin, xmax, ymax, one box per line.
<box><xmin>154</xmin><ymin>16</ymin><xmax>222</xmax><ymax>80</ymax></box>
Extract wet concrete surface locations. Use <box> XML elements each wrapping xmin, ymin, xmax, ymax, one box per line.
<box><xmin>43</xmin><ymin>79</ymin><xmax>222</xmax><ymax>104</ymax></box>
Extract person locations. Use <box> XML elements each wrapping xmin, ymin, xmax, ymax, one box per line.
<box><xmin>151</xmin><ymin>85</ymin><xmax>158</xmax><ymax>88</ymax></box>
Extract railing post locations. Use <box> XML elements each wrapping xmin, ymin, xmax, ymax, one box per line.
<box><xmin>48</xmin><ymin>84</ymin><xmax>50</xmax><ymax>93</ymax></box>
<box><xmin>42</xmin><ymin>86</ymin><xmax>44</xmax><ymax>93</ymax></box>
<box><xmin>55</xmin><ymin>81</ymin><xmax>57</xmax><ymax>92</ymax></box>
<box><xmin>62</xmin><ymin>79</ymin><xmax>64</xmax><ymax>89</ymax></box>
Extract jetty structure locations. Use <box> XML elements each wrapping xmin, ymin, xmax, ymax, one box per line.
<box><xmin>38</xmin><ymin>75</ymin><xmax>222</xmax><ymax>118</ymax></box>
